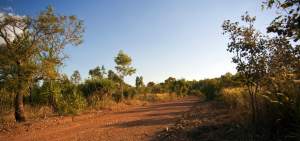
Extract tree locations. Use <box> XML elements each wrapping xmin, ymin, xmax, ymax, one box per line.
<box><xmin>164</xmin><ymin>77</ymin><xmax>176</xmax><ymax>93</ymax></box>
<box><xmin>114</xmin><ymin>50</ymin><xmax>136</xmax><ymax>100</ymax></box>
<box><xmin>70</xmin><ymin>70</ymin><xmax>81</xmax><ymax>85</ymax></box>
<box><xmin>135</xmin><ymin>76</ymin><xmax>144</xmax><ymax>88</ymax></box>
<box><xmin>89</xmin><ymin>65</ymin><xmax>106</xmax><ymax>80</ymax></box>
<box><xmin>200</xmin><ymin>79</ymin><xmax>221</xmax><ymax>100</ymax></box>
<box><xmin>135</xmin><ymin>76</ymin><xmax>145</xmax><ymax>95</ymax></box>
<box><xmin>147</xmin><ymin>81</ymin><xmax>155</xmax><ymax>87</ymax></box>
<box><xmin>0</xmin><ymin>6</ymin><xmax>84</xmax><ymax>122</ymax></box>
<box><xmin>222</xmin><ymin>13</ymin><xmax>269</xmax><ymax>125</ymax></box>
<box><xmin>107</xmin><ymin>69</ymin><xmax>122</xmax><ymax>83</ymax></box>
<box><xmin>146</xmin><ymin>81</ymin><xmax>155</xmax><ymax>93</ymax></box>
<box><xmin>264</xmin><ymin>0</ymin><xmax>300</xmax><ymax>41</ymax></box>
<box><xmin>173</xmin><ymin>79</ymin><xmax>189</xmax><ymax>97</ymax></box>
<box><xmin>264</xmin><ymin>0</ymin><xmax>300</xmax><ymax>79</ymax></box>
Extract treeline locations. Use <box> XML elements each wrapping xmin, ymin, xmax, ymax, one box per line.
<box><xmin>22</xmin><ymin>69</ymin><xmax>240</xmax><ymax>115</ymax></box>
<box><xmin>144</xmin><ymin>72</ymin><xmax>241</xmax><ymax>100</ymax></box>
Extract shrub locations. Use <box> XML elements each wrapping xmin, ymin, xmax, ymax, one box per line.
<box><xmin>201</xmin><ymin>79</ymin><xmax>221</xmax><ymax>100</ymax></box>
<box><xmin>59</xmin><ymin>84</ymin><xmax>87</xmax><ymax>115</ymax></box>
<box><xmin>188</xmin><ymin>89</ymin><xmax>203</xmax><ymax>97</ymax></box>
<box><xmin>81</xmin><ymin>79</ymin><xmax>116</xmax><ymax>105</ymax></box>
<box><xmin>124</xmin><ymin>87</ymin><xmax>137</xmax><ymax>99</ymax></box>
<box><xmin>40</xmin><ymin>80</ymin><xmax>87</xmax><ymax>115</ymax></box>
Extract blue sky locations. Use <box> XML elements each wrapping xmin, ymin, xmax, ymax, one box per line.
<box><xmin>0</xmin><ymin>0</ymin><xmax>276</xmax><ymax>85</ymax></box>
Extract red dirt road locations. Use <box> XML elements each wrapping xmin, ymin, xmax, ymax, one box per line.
<box><xmin>0</xmin><ymin>97</ymin><xmax>199</xmax><ymax>141</ymax></box>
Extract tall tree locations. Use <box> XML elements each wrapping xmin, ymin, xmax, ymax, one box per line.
<box><xmin>89</xmin><ymin>66</ymin><xmax>104</xmax><ymax>80</ymax></box>
<box><xmin>0</xmin><ymin>6</ymin><xmax>84</xmax><ymax>122</ymax></box>
<box><xmin>135</xmin><ymin>76</ymin><xmax>144</xmax><ymax>88</ymax></box>
<box><xmin>114</xmin><ymin>50</ymin><xmax>136</xmax><ymax>100</ymax></box>
<box><xmin>70</xmin><ymin>70</ymin><xmax>81</xmax><ymax>85</ymax></box>
<box><xmin>222</xmin><ymin>13</ymin><xmax>269</xmax><ymax>125</ymax></box>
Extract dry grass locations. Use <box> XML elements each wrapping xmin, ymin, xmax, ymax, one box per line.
<box><xmin>0</xmin><ymin>93</ymin><xmax>180</xmax><ymax>125</ymax></box>
<box><xmin>136</xmin><ymin>93</ymin><xmax>178</xmax><ymax>102</ymax></box>
<box><xmin>219</xmin><ymin>88</ymin><xmax>249</xmax><ymax>110</ymax></box>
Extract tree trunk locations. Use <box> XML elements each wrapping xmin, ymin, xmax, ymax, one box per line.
<box><xmin>29</xmin><ymin>86</ymin><xmax>34</xmax><ymax>106</ymax></box>
<box><xmin>120</xmin><ymin>82</ymin><xmax>124</xmax><ymax>102</ymax></box>
<box><xmin>14</xmin><ymin>91</ymin><xmax>26</xmax><ymax>122</ymax></box>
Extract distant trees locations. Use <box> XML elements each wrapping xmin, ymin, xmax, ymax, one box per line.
<box><xmin>135</xmin><ymin>76</ymin><xmax>144</xmax><ymax>88</ymax></box>
<box><xmin>89</xmin><ymin>65</ymin><xmax>106</xmax><ymax>80</ymax></box>
<box><xmin>70</xmin><ymin>70</ymin><xmax>81</xmax><ymax>85</ymax></box>
<box><xmin>164</xmin><ymin>77</ymin><xmax>176</xmax><ymax>93</ymax></box>
<box><xmin>135</xmin><ymin>76</ymin><xmax>145</xmax><ymax>94</ymax></box>
<box><xmin>173</xmin><ymin>79</ymin><xmax>189</xmax><ymax>97</ymax></box>
<box><xmin>0</xmin><ymin>6</ymin><xmax>84</xmax><ymax>122</ymax></box>
<box><xmin>107</xmin><ymin>69</ymin><xmax>122</xmax><ymax>83</ymax></box>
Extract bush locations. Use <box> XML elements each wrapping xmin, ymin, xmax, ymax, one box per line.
<box><xmin>59</xmin><ymin>84</ymin><xmax>87</xmax><ymax>115</ymax></box>
<box><xmin>124</xmin><ymin>87</ymin><xmax>137</xmax><ymax>99</ymax></box>
<box><xmin>81</xmin><ymin>79</ymin><xmax>116</xmax><ymax>105</ymax></box>
<box><xmin>200</xmin><ymin>79</ymin><xmax>221</xmax><ymax>100</ymax></box>
<box><xmin>188</xmin><ymin>89</ymin><xmax>203</xmax><ymax>97</ymax></box>
<box><xmin>256</xmin><ymin>81</ymin><xmax>300</xmax><ymax>140</ymax></box>
<box><xmin>40</xmin><ymin>80</ymin><xmax>87</xmax><ymax>115</ymax></box>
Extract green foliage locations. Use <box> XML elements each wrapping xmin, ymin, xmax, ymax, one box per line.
<box><xmin>89</xmin><ymin>66</ymin><xmax>106</xmax><ymax>80</ymax></box>
<box><xmin>0</xmin><ymin>6</ymin><xmax>84</xmax><ymax>122</ymax></box>
<box><xmin>58</xmin><ymin>83</ymin><xmax>87</xmax><ymax>115</ymax></box>
<box><xmin>114</xmin><ymin>50</ymin><xmax>136</xmax><ymax>102</ymax></box>
<box><xmin>124</xmin><ymin>87</ymin><xmax>138</xmax><ymax>99</ymax></box>
<box><xmin>28</xmin><ymin>84</ymin><xmax>49</xmax><ymax>106</ymax></box>
<box><xmin>200</xmin><ymin>79</ymin><xmax>221</xmax><ymax>100</ymax></box>
<box><xmin>220</xmin><ymin>72</ymin><xmax>242</xmax><ymax>87</ymax></box>
<box><xmin>265</xmin><ymin>0</ymin><xmax>300</xmax><ymax>42</ymax></box>
<box><xmin>221</xmin><ymin>2</ymin><xmax>300</xmax><ymax>140</ymax></box>
<box><xmin>70</xmin><ymin>70</ymin><xmax>81</xmax><ymax>85</ymax></box>
<box><xmin>40</xmin><ymin>78</ymin><xmax>87</xmax><ymax>115</ymax></box>
<box><xmin>135</xmin><ymin>76</ymin><xmax>144</xmax><ymax>88</ymax></box>
<box><xmin>164</xmin><ymin>77</ymin><xmax>176</xmax><ymax>93</ymax></box>
<box><xmin>172</xmin><ymin>79</ymin><xmax>189</xmax><ymax>97</ymax></box>
<box><xmin>107</xmin><ymin>70</ymin><xmax>122</xmax><ymax>83</ymax></box>
<box><xmin>222</xmin><ymin>13</ymin><xmax>270</xmax><ymax>125</ymax></box>
<box><xmin>81</xmin><ymin>79</ymin><xmax>116</xmax><ymax>105</ymax></box>
<box><xmin>114</xmin><ymin>50</ymin><xmax>136</xmax><ymax>78</ymax></box>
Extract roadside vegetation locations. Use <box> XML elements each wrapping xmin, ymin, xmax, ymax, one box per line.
<box><xmin>0</xmin><ymin>0</ymin><xmax>300</xmax><ymax>141</ymax></box>
<box><xmin>159</xmin><ymin>0</ymin><xmax>300</xmax><ymax>141</ymax></box>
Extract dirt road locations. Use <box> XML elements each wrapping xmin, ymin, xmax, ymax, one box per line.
<box><xmin>0</xmin><ymin>97</ymin><xmax>199</xmax><ymax>141</ymax></box>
